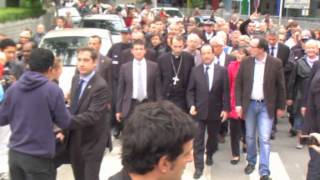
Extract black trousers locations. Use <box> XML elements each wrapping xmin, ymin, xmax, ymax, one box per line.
<box><xmin>166</xmin><ymin>96</ymin><xmax>188</xmax><ymax>112</ymax></box>
<box><xmin>111</xmin><ymin>80</ymin><xmax>121</xmax><ymax>131</ymax></box>
<box><xmin>287</xmin><ymin>105</ymin><xmax>295</xmax><ymax>128</ymax></box>
<box><xmin>229</xmin><ymin>119</ymin><xmax>246</xmax><ymax>157</ymax></box>
<box><xmin>9</xmin><ymin>150</ymin><xmax>54</xmax><ymax>180</ymax></box>
<box><xmin>307</xmin><ymin>148</ymin><xmax>320</xmax><ymax>180</ymax></box>
<box><xmin>193</xmin><ymin>119</ymin><xmax>220</xmax><ymax>171</ymax></box>
<box><xmin>122</xmin><ymin>99</ymin><xmax>149</xmax><ymax>126</ymax></box>
<box><xmin>219</xmin><ymin>120</ymin><xmax>229</xmax><ymax>136</ymax></box>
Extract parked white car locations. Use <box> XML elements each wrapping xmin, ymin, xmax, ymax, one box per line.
<box><xmin>80</xmin><ymin>14</ymin><xmax>125</xmax><ymax>42</ymax></box>
<box><xmin>39</xmin><ymin>28</ymin><xmax>113</xmax><ymax>94</ymax></box>
<box><xmin>151</xmin><ymin>7</ymin><xmax>184</xmax><ymax>23</ymax></box>
<box><xmin>56</xmin><ymin>7</ymin><xmax>82</xmax><ymax>25</ymax></box>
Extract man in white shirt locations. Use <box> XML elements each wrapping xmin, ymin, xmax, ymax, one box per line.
<box><xmin>116</xmin><ymin>39</ymin><xmax>162</xmax><ymax>123</ymax></box>
<box><xmin>235</xmin><ymin>37</ymin><xmax>286</xmax><ymax>180</ymax></box>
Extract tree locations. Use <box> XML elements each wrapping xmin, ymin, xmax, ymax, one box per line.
<box><xmin>20</xmin><ymin>0</ymin><xmax>42</xmax><ymax>8</ymax></box>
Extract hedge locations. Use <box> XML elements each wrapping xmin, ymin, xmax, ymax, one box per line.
<box><xmin>0</xmin><ymin>8</ymin><xmax>46</xmax><ymax>23</ymax></box>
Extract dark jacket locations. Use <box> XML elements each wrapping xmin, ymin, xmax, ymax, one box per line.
<box><xmin>0</xmin><ymin>71</ymin><xmax>71</xmax><ymax>158</ymax></box>
<box><xmin>109</xmin><ymin>169</ymin><xmax>131</xmax><ymax>180</ymax></box>
<box><xmin>116</xmin><ymin>60</ymin><xmax>162</xmax><ymax>118</ymax></box>
<box><xmin>287</xmin><ymin>56</ymin><xmax>315</xmax><ymax>108</ymax></box>
<box><xmin>303</xmin><ymin>69</ymin><xmax>320</xmax><ymax>134</ymax></box>
<box><xmin>187</xmin><ymin>64</ymin><xmax>230</xmax><ymax>120</ymax></box>
<box><xmin>235</xmin><ymin>55</ymin><xmax>286</xmax><ymax>118</ymax></box>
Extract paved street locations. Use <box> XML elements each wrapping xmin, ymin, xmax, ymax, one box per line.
<box><xmin>57</xmin><ymin>117</ymin><xmax>309</xmax><ymax>180</ymax></box>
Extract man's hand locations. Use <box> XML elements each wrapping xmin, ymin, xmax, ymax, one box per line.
<box><xmin>116</xmin><ymin>112</ymin><xmax>122</xmax><ymax>122</ymax></box>
<box><xmin>189</xmin><ymin>106</ymin><xmax>197</xmax><ymax>116</ymax></box>
<box><xmin>56</xmin><ymin>132</ymin><xmax>65</xmax><ymax>142</ymax></box>
<box><xmin>286</xmin><ymin>100</ymin><xmax>293</xmax><ymax>106</ymax></box>
<box><xmin>249</xmin><ymin>12</ymin><xmax>260</xmax><ymax>21</ymax></box>
<box><xmin>276</xmin><ymin>109</ymin><xmax>285</xmax><ymax>118</ymax></box>
<box><xmin>236</xmin><ymin>106</ymin><xmax>242</xmax><ymax>118</ymax></box>
<box><xmin>301</xmin><ymin>107</ymin><xmax>307</xmax><ymax>117</ymax></box>
<box><xmin>220</xmin><ymin>111</ymin><xmax>228</xmax><ymax>122</ymax></box>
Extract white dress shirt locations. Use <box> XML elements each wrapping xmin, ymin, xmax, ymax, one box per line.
<box><xmin>306</xmin><ymin>56</ymin><xmax>319</xmax><ymax>68</ymax></box>
<box><xmin>79</xmin><ymin>71</ymin><xmax>96</xmax><ymax>99</ymax></box>
<box><xmin>215</xmin><ymin>51</ymin><xmax>226</xmax><ymax>67</ymax></box>
<box><xmin>132</xmin><ymin>58</ymin><xmax>147</xmax><ymax>99</ymax></box>
<box><xmin>204</xmin><ymin>61</ymin><xmax>214</xmax><ymax>91</ymax></box>
<box><xmin>206</xmin><ymin>32</ymin><xmax>214</xmax><ymax>41</ymax></box>
<box><xmin>251</xmin><ymin>54</ymin><xmax>267</xmax><ymax>100</ymax></box>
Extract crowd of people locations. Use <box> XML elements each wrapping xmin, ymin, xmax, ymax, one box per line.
<box><xmin>0</xmin><ymin>1</ymin><xmax>320</xmax><ymax>180</ymax></box>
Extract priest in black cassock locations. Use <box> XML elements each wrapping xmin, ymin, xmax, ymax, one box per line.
<box><xmin>157</xmin><ymin>35</ymin><xmax>195</xmax><ymax>111</ymax></box>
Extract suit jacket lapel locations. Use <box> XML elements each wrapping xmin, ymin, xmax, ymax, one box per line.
<box><xmin>264</xmin><ymin>55</ymin><xmax>271</xmax><ymax>85</ymax></box>
<box><xmin>146</xmin><ymin>61</ymin><xmax>151</xmax><ymax>94</ymax></box>
<box><xmin>210</xmin><ymin>65</ymin><xmax>219</xmax><ymax>92</ymax></box>
<box><xmin>128</xmin><ymin>62</ymin><xmax>133</xmax><ymax>97</ymax></box>
<box><xmin>248</xmin><ymin>58</ymin><xmax>255</xmax><ymax>92</ymax></box>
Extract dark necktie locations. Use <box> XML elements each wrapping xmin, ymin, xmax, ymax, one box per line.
<box><xmin>270</xmin><ymin>46</ymin><xmax>275</xmax><ymax>57</ymax></box>
<box><xmin>71</xmin><ymin>79</ymin><xmax>84</xmax><ymax>114</ymax></box>
<box><xmin>204</xmin><ymin>65</ymin><xmax>210</xmax><ymax>90</ymax></box>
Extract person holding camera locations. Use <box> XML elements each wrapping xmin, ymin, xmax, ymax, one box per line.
<box><xmin>0</xmin><ymin>39</ymin><xmax>24</xmax><ymax>91</ymax></box>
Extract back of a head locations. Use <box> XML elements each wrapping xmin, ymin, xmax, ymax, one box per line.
<box><xmin>29</xmin><ymin>48</ymin><xmax>54</xmax><ymax>73</ymax></box>
<box><xmin>121</xmin><ymin>101</ymin><xmax>197</xmax><ymax>175</ymax></box>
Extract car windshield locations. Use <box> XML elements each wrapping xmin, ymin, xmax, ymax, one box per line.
<box><xmin>81</xmin><ymin>19</ymin><xmax>123</xmax><ymax>34</ymax></box>
<box><xmin>165</xmin><ymin>10</ymin><xmax>183</xmax><ymax>17</ymax></box>
<box><xmin>40</xmin><ymin>36</ymin><xmax>88</xmax><ymax>66</ymax></box>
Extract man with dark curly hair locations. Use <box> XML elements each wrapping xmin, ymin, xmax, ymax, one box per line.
<box><xmin>109</xmin><ymin>101</ymin><xmax>197</xmax><ymax>180</ymax></box>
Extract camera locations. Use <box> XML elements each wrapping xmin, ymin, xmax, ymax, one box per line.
<box><xmin>300</xmin><ymin>135</ymin><xmax>320</xmax><ymax>146</ymax></box>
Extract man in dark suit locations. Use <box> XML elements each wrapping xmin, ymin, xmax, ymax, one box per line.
<box><xmin>187</xmin><ymin>44</ymin><xmax>230</xmax><ymax>179</ymax></box>
<box><xmin>88</xmin><ymin>35</ymin><xmax>113</xmax><ymax>149</ymax></box>
<box><xmin>266</xmin><ymin>31</ymin><xmax>291</xmax><ymax>139</ymax></box>
<box><xmin>236</xmin><ymin>37</ymin><xmax>286</xmax><ymax>180</ymax></box>
<box><xmin>116</xmin><ymin>39</ymin><xmax>162</xmax><ymax>124</ymax></box>
<box><xmin>201</xmin><ymin>21</ymin><xmax>215</xmax><ymax>44</ymax></box>
<box><xmin>68</xmin><ymin>47</ymin><xmax>111</xmax><ymax>180</ymax></box>
<box><xmin>158</xmin><ymin>35</ymin><xmax>195</xmax><ymax>111</ymax></box>
<box><xmin>107</xmin><ymin>28</ymin><xmax>132</xmax><ymax>138</ymax></box>
<box><xmin>210</xmin><ymin>35</ymin><xmax>236</xmax><ymax>142</ymax></box>
<box><xmin>118</xmin><ymin>31</ymin><xmax>157</xmax><ymax>64</ymax></box>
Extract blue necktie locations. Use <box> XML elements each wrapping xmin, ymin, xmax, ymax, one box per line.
<box><xmin>71</xmin><ymin>79</ymin><xmax>84</xmax><ymax>114</ymax></box>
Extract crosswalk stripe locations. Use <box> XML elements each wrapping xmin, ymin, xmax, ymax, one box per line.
<box><xmin>249</xmin><ymin>152</ymin><xmax>290</xmax><ymax>180</ymax></box>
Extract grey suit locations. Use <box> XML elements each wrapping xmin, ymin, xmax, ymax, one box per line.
<box><xmin>235</xmin><ymin>55</ymin><xmax>286</xmax><ymax>118</ymax></box>
<box><xmin>116</xmin><ymin>60</ymin><xmax>162</xmax><ymax>119</ymax></box>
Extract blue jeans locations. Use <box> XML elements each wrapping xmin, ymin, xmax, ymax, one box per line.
<box><xmin>293</xmin><ymin>113</ymin><xmax>304</xmax><ymax>131</ymax></box>
<box><xmin>245</xmin><ymin>101</ymin><xmax>274</xmax><ymax>176</ymax></box>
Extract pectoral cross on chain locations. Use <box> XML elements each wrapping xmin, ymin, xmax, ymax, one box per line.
<box><xmin>172</xmin><ymin>76</ymin><xmax>180</xmax><ymax>86</ymax></box>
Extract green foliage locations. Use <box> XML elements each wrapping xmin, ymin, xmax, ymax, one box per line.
<box><xmin>0</xmin><ymin>8</ymin><xmax>46</xmax><ymax>23</ymax></box>
<box><xmin>20</xmin><ymin>0</ymin><xmax>42</xmax><ymax>8</ymax></box>
<box><xmin>191</xmin><ymin>0</ymin><xmax>204</xmax><ymax>9</ymax></box>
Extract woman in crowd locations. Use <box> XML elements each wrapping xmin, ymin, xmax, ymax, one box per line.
<box><xmin>227</xmin><ymin>47</ymin><xmax>249</xmax><ymax>164</ymax></box>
